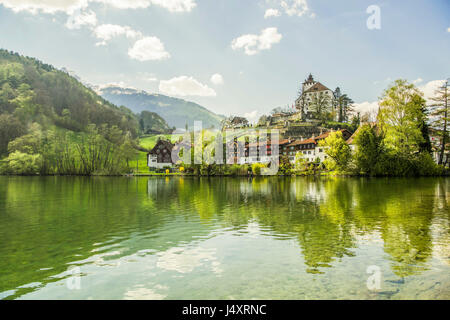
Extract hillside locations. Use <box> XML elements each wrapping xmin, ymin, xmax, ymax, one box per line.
<box><xmin>97</xmin><ymin>85</ymin><xmax>225</xmax><ymax>129</ymax></box>
<box><xmin>139</xmin><ymin>110</ymin><xmax>173</xmax><ymax>134</ymax></box>
<box><xmin>0</xmin><ymin>49</ymin><xmax>141</xmax><ymax>175</ymax></box>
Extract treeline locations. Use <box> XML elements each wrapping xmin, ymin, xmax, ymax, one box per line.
<box><xmin>309</xmin><ymin>80</ymin><xmax>447</xmax><ymax>176</ymax></box>
<box><xmin>0</xmin><ymin>49</ymin><xmax>160</xmax><ymax>175</ymax></box>
<box><xmin>0</xmin><ymin>123</ymin><xmax>138</xmax><ymax>175</ymax></box>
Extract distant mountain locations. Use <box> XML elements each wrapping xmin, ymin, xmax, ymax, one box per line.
<box><xmin>96</xmin><ymin>85</ymin><xmax>225</xmax><ymax>129</ymax></box>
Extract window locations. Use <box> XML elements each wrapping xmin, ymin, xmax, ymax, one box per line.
<box><xmin>308</xmin><ymin>151</ymin><xmax>311</xmax><ymax>155</ymax></box>
<box><xmin>319</xmin><ymin>148</ymin><xmax>323</xmax><ymax>153</ymax></box>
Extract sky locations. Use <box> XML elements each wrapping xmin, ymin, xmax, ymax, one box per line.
<box><xmin>0</xmin><ymin>0</ymin><xmax>449</xmax><ymax>122</ymax></box>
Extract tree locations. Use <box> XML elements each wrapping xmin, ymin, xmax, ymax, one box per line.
<box><xmin>377</xmin><ymin>79</ymin><xmax>427</xmax><ymax>156</ymax></box>
<box><xmin>3</xmin><ymin>151</ymin><xmax>41</xmax><ymax>175</ymax></box>
<box><xmin>429</xmin><ymin>80</ymin><xmax>449</xmax><ymax>165</ymax></box>
<box><xmin>334</xmin><ymin>88</ymin><xmax>354</xmax><ymax>123</ymax></box>
<box><xmin>0</xmin><ymin>114</ymin><xmax>25</xmax><ymax>156</ymax></box>
<box><xmin>310</xmin><ymin>92</ymin><xmax>331</xmax><ymax>123</ymax></box>
<box><xmin>350</xmin><ymin>112</ymin><xmax>361</xmax><ymax>132</ymax></box>
<box><xmin>354</xmin><ymin>124</ymin><xmax>384</xmax><ymax>175</ymax></box>
<box><xmin>419</xmin><ymin>106</ymin><xmax>432</xmax><ymax>154</ymax></box>
<box><xmin>319</xmin><ymin>131</ymin><xmax>351</xmax><ymax>171</ymax></box>
<box><xmin>293</xmin><ymin>151</ymin><xmax>307</xmax><ymax>172</ymax></box>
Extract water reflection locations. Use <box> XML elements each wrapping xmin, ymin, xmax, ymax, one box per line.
<box><xmin>0</xmin><ymin>176</ymin><xmax>448</xmax><ymax>299</ymax></box>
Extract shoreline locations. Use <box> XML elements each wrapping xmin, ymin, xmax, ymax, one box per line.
<box><xmin>1</xmin><ymin>173</ymin><xmax>448</xmax><ymax>178</ymax></box>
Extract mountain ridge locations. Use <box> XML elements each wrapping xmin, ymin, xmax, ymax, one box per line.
<box><xmin>97</xmin><ymin>85</ymin><xmax>225</xmax><ymax>129</ymax></box>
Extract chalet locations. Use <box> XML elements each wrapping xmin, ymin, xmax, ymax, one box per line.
<box><xmin>147</xmin><ymin>138</ymin><xmax>174</xmax><ymax>169</ymax></box>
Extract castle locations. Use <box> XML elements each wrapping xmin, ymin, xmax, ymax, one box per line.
<box><xmin>222</xmin><ymin>74</ymin><xmax>352</xmax><ymax>141</ymax></box>
<box><xmin>295</xmin><ymin>74</ymin><xmax>337</xmax><ymax>121</ymax></box>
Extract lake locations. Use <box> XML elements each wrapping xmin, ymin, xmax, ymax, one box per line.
<box><xmin>0</xmin><ymin>176</ymin><xmax>449</xmax><ymax>300</ymax></box>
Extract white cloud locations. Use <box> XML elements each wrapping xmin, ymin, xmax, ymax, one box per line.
<box><xmin>128</xmin><ymin>36</ymin><xmax>170</xmax><ymax>61</ymax></box>
<box><xmin>210</xmin><ymin>73</ymin><xmax>224</xmax><ymax>85</ymax></box>
<box><xmin>124</xmin><ymin>287</ymin><xmax>166</xmax><ymax>300</ymax></box>
<box><xmin>353</xmin><ymin>79</ymin><xmax>445</xmax><ymax>115</ymax></box>
<box><xmin>148</xmin><ymin>0</ymin><xmax>196</xmax><ymax>12</ymax></box>
<box><xmin>264</xmin><ymin>8</ymin><xmax>280</xmax><ymax>18</ymax></box>
<box><xmin>94</xmin><ymin>0</ymin><xmax>151</xmax><ymax>9</ymax></box>
<box><xmin>244</xmin><ymin>110</ymin><xmax>259</xmax><ymax>123</ymax></box>
<box><xmin>447</xmin><ymin>27</ymin><xmax>450</xmax><ymax>33</ymax></box>
<box><xmin>159</xmin><ymin>76</ymin><xmax>216</xmax><ymax>97</ymax></box>
<box><xmin>0</xmin><ymin>0</ymin><xmax>88</xmax><ymax>14</ymax></box>
<box><xmin>94</xmin><ymin>0</ymin><xmax>197</xmax><ymax>11</ymax></box>
<box><xmin>0</xmin><ymin>0</ymin><xmax>197</xmax><ymax>13</ymax></box>
<box><xmin>156</xmin><ymin>247</ymin><xmax>221</xmax><ymax>274</ymax></box>
<box><xmin>412</xmin><ymin>77</ymin><xmax>423</xmax><ymax>84</ymax></box>
<box><xmin>353</xmin><ymin>101</ymin><xmax>379</xmax><ymax>114</ymax></box>
<box><xmin>280</xmin><ymin>0</ymin><xmax>309</xmax><ymax>17</ymax></box>
<box><xmin>418</xmin><ymin>79</ymin><xmax>445</xmax><ymax>102</ymax></box>
<box><xmin>231</xmin><ymin>27</ymin><xmax>282</xmax><ymax>55</ymax></box>
<box><xmin>93</xmin><ymin>24</ymin><xmax>142</xmax><ymax>45</ymax></box>
<box><xmin>65</xmin><ymin>9</ymin><xmax>97</xmax><ymax>29</ymax></box>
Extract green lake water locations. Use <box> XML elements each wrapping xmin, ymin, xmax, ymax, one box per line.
<box><xmin>0</xmin><ymin>176</ymin><xmax>449</xmax><ymax>300</ymax></box>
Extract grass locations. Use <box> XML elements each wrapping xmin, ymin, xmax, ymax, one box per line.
<box><xmin>129</xmin><ymin>133</ymin><xmax>183</xmax><ymax>174</ymax></box>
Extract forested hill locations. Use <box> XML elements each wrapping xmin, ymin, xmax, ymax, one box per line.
<box><xmin>0</xmin><ymin>49</ymin><xmax>138</xmax><ymax>139</ymax></box>
<box><xmin>98</xmin><ymin>86</ymin><xmax>225</xmax><ymax>129</ymax></box>
<box><xmin>0</xmin><ymin>49</ymin><xmax>142</xmax><ymax>175</ymax></box>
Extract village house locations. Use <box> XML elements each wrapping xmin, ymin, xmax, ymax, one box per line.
<box><xmin>285</xmin><ymin>129</ymin><xmax>352</xmax><ymax>162</ymax></box>
<box><xmin>147</xmin><ymin>138</ymin><xmax>174</xmax><ymax>169</ymax></box>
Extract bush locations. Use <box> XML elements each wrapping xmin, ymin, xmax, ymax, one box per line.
<box><xmin>251</xmin><ymin>163</ymin><xmax>265</xmax><ymax>175</ymax></box>
<box><xmin>2</xmin><ymin>151</ymin><xmax>41</xmax><ymax>175</ymax></box>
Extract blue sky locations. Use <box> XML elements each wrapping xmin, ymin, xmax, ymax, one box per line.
<box><xmin>0</xmin><ymin>0</ymin><xmax>449</xmax><ymax>120</ymax></box>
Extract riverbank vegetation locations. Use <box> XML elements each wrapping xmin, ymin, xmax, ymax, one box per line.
<box><xmin>0</xmin><ymin>50</ymin><xmax>148</xmax><ymax>175</ymax></box>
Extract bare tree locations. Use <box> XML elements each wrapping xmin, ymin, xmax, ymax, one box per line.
<box><xmin>429</xmin><ymin>79</ymin><xmax>449</xmax><ymax>165</ymax></box>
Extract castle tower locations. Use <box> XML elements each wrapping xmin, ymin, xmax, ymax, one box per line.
<box><xmin>302</xmin><ymin>73</ymin><xmax>316</xmax><ymax>92</ymax></box>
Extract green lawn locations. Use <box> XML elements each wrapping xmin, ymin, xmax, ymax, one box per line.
<box><xmin>129</xmin><ymin>134</ymin><xmax>183</xmax><ymax>174</ymax></box>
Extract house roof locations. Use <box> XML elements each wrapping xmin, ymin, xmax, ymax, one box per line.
<box><xmin>286</xmin><ymin>138</ymin><xmax>316</xmax><ymax>147</ymax></box>
<box><xmin>285</xmin><ymin>129</ymin><xmax>353</xmax><ymax>148</ymax></box>
<box><xmin>304</xmin><ymin>82</ymin><xmax>331</xmax><ymax>93</ymax></box>
<box><xmin>149</xmin><ymin>139</ymin><xmax>174</xmax><ymax>155</ymax></box>
<box><xmin>231</xmin><ymin>116</ymin><xmax>248</xmax><ymax>124</ymax></box>
<box><xmin>315</xmin><ymin>129</ymin><xmax>352</xmax><ymax>141</ymax></box>
<box><xmin>246</xmin><ymin>139</ymin><xmax>291</xmax><ymax>148</ymax></box>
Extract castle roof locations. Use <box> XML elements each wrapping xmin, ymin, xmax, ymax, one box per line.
<box><xmin>304</xmin><ymin>82</ymin><xmax>331</xmax><ymax>93</ymax></box>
